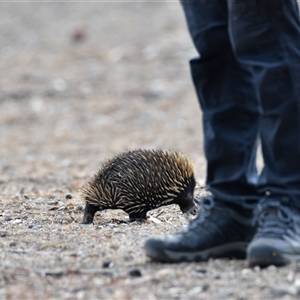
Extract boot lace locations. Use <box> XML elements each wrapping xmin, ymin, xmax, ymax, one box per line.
<box><xmin>185</xmin><ymin>196</ymin><xmax>215</xmax><ymax>231</ymax></box>
<box><xmin>253</xmin><ymin>199</ymin><xmax>300</xmax><ymax>240</ymax></box>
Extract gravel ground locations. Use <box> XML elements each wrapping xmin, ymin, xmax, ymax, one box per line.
<box><xmin>0</xmin><ymin>2</ymin><xmax>299</xmax><ymax>299</ymax></box>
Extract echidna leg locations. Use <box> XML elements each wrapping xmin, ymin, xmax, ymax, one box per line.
<box><xmin>128</xmin><ymin>211</ymin><xmax>147</xmax><ymax>222</ymax></box>
<box><xmin>81</xmin><ymin>203</ymin><xmax>100</xmax><ymax>224</ymax></box>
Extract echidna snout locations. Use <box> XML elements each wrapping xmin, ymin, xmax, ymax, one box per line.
<box><xmin>80</xmin><ymin>149</ymin><xmax>196</xmax><ymax>223</ymax></box>
<box><xmin>175</xmin><ymin>179</ymin><xmax>196</xmax><ymax>214</ymax></box>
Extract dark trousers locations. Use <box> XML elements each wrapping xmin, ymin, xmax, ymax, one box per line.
<box><xmin>180</xmin><ymin>0</ymin><xmax>300</xmax><ymax>209</ymax></box>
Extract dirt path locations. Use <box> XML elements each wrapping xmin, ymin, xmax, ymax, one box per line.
<box><xmin>0</xmin><ymin>2</ymin><xmax>299</xmax><ymax>299</ymax></box>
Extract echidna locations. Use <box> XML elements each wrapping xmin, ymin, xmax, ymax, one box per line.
<box><xmin>80</xmin><ymin>149</ymin><xmax>197</xmax><ymax>224</ymax></box>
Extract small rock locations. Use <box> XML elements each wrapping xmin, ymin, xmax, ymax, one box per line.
<box><xmin>241</xmin><ymin>268</ymin><xmax>253</xmax><ymax>280</ymax></box>
<box><xmin>48</xmin><ymin>200</ymin><xmax>58</xmax><ymax>205</ymax></box>
<box><xmin>42</xmin><ymin>270</ymin><xmax>65</xmax><ymax>278</ymax></box>
<box><xmin>267</xmin><ymin>265</ymin><xmax>277</xmax><ymax>271</ymax></box>
<box><xmin>10</xmin><ymin>241</ymin><xmax>17</xmax><ymax>247</ymax></box>
<box><xmin>75</xmin><ymin>204</ymin><xmax>84</xmax><ymax>212</ymax></box>
<box><xmin>124</xmin><ymin>255</ymin><xmax>133</xmax><ymax>261</ymax></box>
<box><xmin>253</xmin><ymin>265</ymin><xmax>261</xmax><ymax>272</ymax></box>
<box><xmin>65</xmin><ymin>193</ymin><xmax>73</xmax><ymax>200</ymax></box>
<box><xmin>190</xmin><ymin>286</ymin><xmax>204</xmax><ymax>295</ymax></box>
<box><xmin>155</xmin><ymin>268</ymin><xmax>173</xmax><ymax>279</ymax></box>
<box><xmin>28</xmin><ymin>224</ymin><xmax>34</xmax><ymax>229</ymax></box>
<box><xmin>71</xmin><ymin>25</ymin><xmax>86</xmax><ymax>42</ymax></box>
<box><xmin>129</xmin><ymin>268</ymin><xmax>142</xmax><ymax>277</ymax></box>
<box><xmin>53</xmin><ymin>78</ymin><xmax>67</xmax><ymax>92</ymax></box>
<box><xmin>62</xmin><ymin>217</ymin><xmax>73</xmax><ymax>224</ymax></box>
<box><xmin>202</xmin><ymin>284</ymin><xmax>209</xmax><ymax>291</ymax></box>
<box><xmin>102</xmin><ymin>260</ymin><xmax>113</xmax><ymax>268</ymax></box>
<box><xmin>11</xmin><ymin>219</ymin><xmax>22</xmax><ymax>225</ymax></box>
<box><xmin>110</xmin><ymin>243</ymin><xmax>119</xmax><ymax>250</ymax></box>
<box><xmin>23</xmin><ymin>194</ymin><xmax>30</xmax><ymax>199</ymax></box>
<box><xmin>294</xmin><ymin>278</ymin><xmax>300</xmax><ymax>288</ymax></box>
<box><xmin>287</xmin><ymin>271</ymin><xmax>294</xmax><ymax>283</ymax></box>
<box><xmin>272</xmin><ymin>286</ymin><xmax>298</xmax><ymax>297</ymax></box>
<box><xmin>148</xmin><ymin>216</ymin><xmax>162</xmax><ymax>224</ymax></box>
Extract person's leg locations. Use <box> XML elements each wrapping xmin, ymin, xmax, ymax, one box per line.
<box><xmin>144</xmin><ymin>0</ymin><xmax>259</xmax><ymax>263</ymax></box>
<box><xmin>228</xmin><ymin>0</ymin><xmax>300</xmax><ymax>266</ymax></box>
<box><xmin>187</xmin><ymin>1</ymin><xmax>260</xmax><ymax>209</ymax></box>
<box><xmin>229</xmin><ymin>0</ymin><xmax>300</xmax><ymax>206</ymax></box>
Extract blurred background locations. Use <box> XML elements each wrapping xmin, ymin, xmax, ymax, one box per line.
<box><xmin>0</xmin><ymin>1</ymin><xmax>205</xmax><ymax>196</ymax></box>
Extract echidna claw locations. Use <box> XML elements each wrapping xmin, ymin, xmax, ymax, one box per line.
<box><xmin>193</xmin><ymin>195</ymin><xmax>202</xmax><ymax>206</ymax></box>
<box><xmin>184</xmin><ymin>205</ymin><xmax>199</xmax><ymax>217</ymax></box>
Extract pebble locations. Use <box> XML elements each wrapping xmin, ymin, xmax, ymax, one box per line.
<box><xmin>102</xmin><ymin>260</ymin><xmax>113</xmax><ymax>268</ymax></box>
<box><xmin>129</xmin><ymin>268</ymin><xmax>142</xmax><ymax>277</ymax></box>
<box><xmin>110</xmin><ymin>243</ymin><xmax>119</xmax><ymax>250</ymax></box>
<box><xmin>294</xmin><ymin>278</ymin><xmax>300</xmax><ymax>288</ymax></box>
<box><xmin>189</xmin><ymin>286</ymin><xmax>204</xmax><ymax>295</ymax></box>
<box><xmin>155</xmin><ymin>268</ymin><xmax>174</xmax><ymax>279</ymax></box>
<box><xmin>76</xmin><ymin>205</ymin><xmax>84</xmax><ymax>212</ymax></box>
<box><xmin>253</xmin><ymin>265</ymin><xmax>261</xmax><ymax>272</ymax></box>
<box><xmin>196</xmin><ymin>268</ymin><xmax>207</xmax><ymax>274</ymax></box>
<box><xmin>11</xmin><ymin>219</ymin><xmax>22</xmax><ymax>224</ymax></box>
<box><xmin>62</xmin><ymin>217</ymin><xmax>73</xmax><ymax>224</ymax></box>
<box><xmin>9</xmin><ymin>241</ymin><xmax>17</xmax><ymax>247</ymax></box>
<box><xmin>287</xmin><ymin>271</ymin><xmax>294</xmax><ymax>283</ymax></box>
<box><xmin>71</xmin><ymin>25</ymin><xmax>86</xmax><ymax>42</ymax></box>
<box><xmin>65</xmin><ymin>193</ymin><xmax>73</xmax><ymax>200</ymax></box>
<box><xmin>267</xmin><ymin>265</ymin><xmax>277</xmax><ymax>271</ymax></box>
<box><xmin>241</xmin><ymin>268</ymin><xmax>254</xmax><ymax>280</ymax></box>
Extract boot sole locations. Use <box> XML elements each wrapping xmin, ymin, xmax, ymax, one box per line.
<box><xmin>145</xmin><ymin>240</ymin><xmax>248</xmax><ymax>263</ymax></box>
<box><xmin>247</xmin><ymin>238</ymin><xmax>300</xmax><ymax>267</ymax></box>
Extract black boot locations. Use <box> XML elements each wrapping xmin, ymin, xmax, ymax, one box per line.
<box><xmin>247</xmin><ymin>197</ymin><xmax>300</xmax><ymax>267</ymax></box>
<box><xmin>145</xmin><ymin>196</ymin><xmax>255</xmax><ymax>263</ymax></box>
